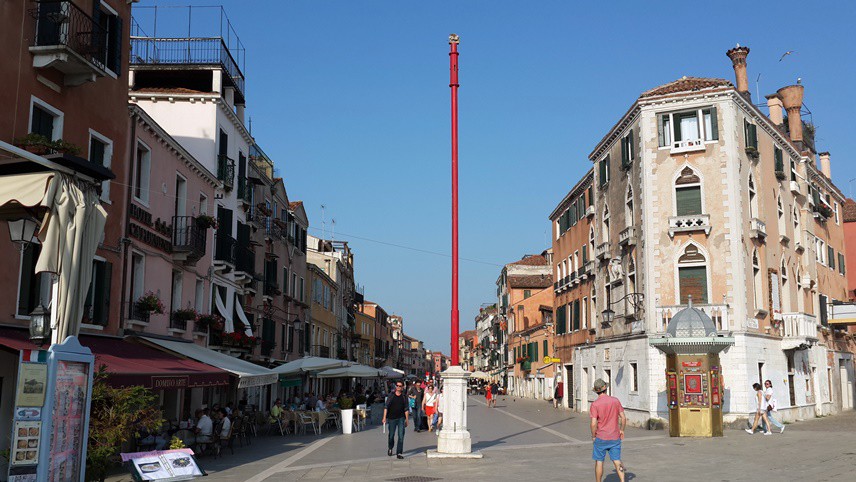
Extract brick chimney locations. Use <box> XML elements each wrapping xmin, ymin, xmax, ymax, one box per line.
<box><xmin>765</xmin><ymin>94</ymin><xmax>784</xmax><ymax>125</ymax></box>
<box><xmin>819</xmin><ymin>151</ymin><xmax>831</xmax><ymax>178</ymax></box>
<box><xmin>726</xmin><ymin>44</ymin><xmax>750</xmax><ymax>97</ymax></box>
<box><xmin>777</xmin><ymin>84</ymin><xmax>804</xmax><ymax>143</ymax></box>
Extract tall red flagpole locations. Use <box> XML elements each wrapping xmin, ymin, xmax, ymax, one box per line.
<box><xmin>449</xmin><ymin>34</ymin><xmax>460</xmax><ymax>366</ymax></box>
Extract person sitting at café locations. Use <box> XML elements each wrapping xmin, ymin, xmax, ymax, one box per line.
<box><xmin>218</xmin><ymin>408</ymin><xmax>232</xmax><ymax>439</ymax></box>
<box><xmin>224</xmin><ymin>402</ymin><xmax>234</xmax><ymax>416</ymax></box>
<box><xmin>194</xmin><ymin>408</ymin><xmax>213</xmax><ymax>451</ymax></box>
<box><xmin>270</xmin><ymin>399</ymin><xmax>284</xmax><ymax>423</ymax></box>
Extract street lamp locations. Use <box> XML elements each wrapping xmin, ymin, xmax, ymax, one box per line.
<box><xmin>601</xmin><ymin>292</ymin><xmax>645</xmax><ymax>324</ymax></box>
<box><xmin>523</xmin><ymin>333</ymin><xmax>530</xmax><ymax>343</ymax></box>
<box><xmin>29</xmin><ymin>303</ymin><xmax>51</xmax><ymax>346</ymax></box>
<box><xmin>8</xmin><ymin>217</ymin><xmax>39</xmax><ymax>252</ymax></box>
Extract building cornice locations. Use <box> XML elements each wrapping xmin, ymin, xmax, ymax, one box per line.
<box><xmin>128</xmin><ymin>104</ymin><xmax>220</xmax><ymax>188</ymax></box>
<box><xmin>588</xmin><ymin>103</ymin><xmax>641</xmax><ymax>161</ymax></box>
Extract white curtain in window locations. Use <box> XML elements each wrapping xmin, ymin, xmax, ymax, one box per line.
<box><xmin>680</xmin><ymin>115</ymin><xmax>700</xmax><ymax>141</ymax></box>
<box><xmin>215</xmin><ymin>288</ymin><xmax>234</xmax><ymax>333</ymax></box>
<box><xmin>235</xmin><ymin>296</ymin><xmax>254</xmax><ymax>337</ymax></box>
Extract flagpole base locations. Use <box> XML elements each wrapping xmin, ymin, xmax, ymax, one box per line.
<box><xmin>428</xmin><ymin>366</ymin><xmax>482</xmax><ymax>458</ymax></box>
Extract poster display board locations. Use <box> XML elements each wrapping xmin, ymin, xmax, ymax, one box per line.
<box><xmin>15</xmin><ymin>363</ymin><xmax>48</xmax><ymax>407</ymax></box>
<box><xmin>47</xmin><ymin>360</ymin><xmax>90</xmax><ymax>482</ymax></box>
<box><xmin>121</xmin><ymin>449</ymin><xmax>205</xmax><ymax>481</ymax></box>
<box><xmin>10</xmin><ymin>421</ymin><xmax>41</xmax><ymax>466</ymax></box>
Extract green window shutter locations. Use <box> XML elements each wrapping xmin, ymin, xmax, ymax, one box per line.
<box><xmin>675</xmin><ymin>186</ymin><xmax>702</xmax><ymax>216</ymax></box>
<box><xmin>709</xmin><ymin>107</ymin><xmax>719</xmax><ymax>140</ymax></box>
<box><xmin>828</xmin><ymin>247</ymin><xmax>835</xmax><ymax>270</ymax></box>
<box><xmin>98</xmin><ymin>261</ymin><xmax>112</xmax><ymax>326</ymax></box>
<box><xmin>678</xmin><ymin>266</ymin><xmax>708</xmax><ymax>304</ymax></box>
<box><xmin>573</xmin><ymin>300</ymin><xmax>580</xmax><ymax>331</ymax></box>
<box><xmin>658</xmin><ymin>114</ymin><xmax>666</xmax><ymax>147</ymax></box>
<box><xmin>621</xmin><ymin>135</ymin><xmax>628</xmax><ymax>167</ymax></box>
<box><xmin>599</xmin><ymin>158</ymin><xmax>607</xmax><ymax>186</ymax></box>
<box><xmin>628</xmin><ymin>129</ymin><xmax>634</xmax><ymax>160</ymax></box>
<box><xmin>750</xmin><ymin>123</ymin><xmax>758</xmax><ymax>149</ymax></box>
<box><xmin>774</xmin><ymin>147</ymin><xmax>784</xmax><ymax>173</ymax></box>
<box><xmin>588</xmin><ymin>187</ymin><xmax>594</xmax><ymax>206</ymax></box>
<box><xmin>839</xmin><ymin>253</ymin><xmax>846</xmax><ymax>275</ymax></box>
<box><xmin>533</xmin><ymin>342</ymin><xmax>538</xmax><ymax>360</ymax></box>
<box><xmin>543</xmin><ymin>340</ymin><xmax>548</xmax><ymax>357</ymax></box>
<box><xmin>744</xmin><ymin>119</ymin><xmax>749</xmax><ymax>146</ymax></box>
<box><xmin>820</xmin><ymin>295</ymin><xmax>828</xmax><ymax>326</ymax></box>
<box><xmin>582</xmin><ymin>244</ymin><xmax>588</xmax><ymax>263</ymax></box>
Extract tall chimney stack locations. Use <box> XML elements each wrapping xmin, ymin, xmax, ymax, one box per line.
<box><xmin>819</xmin><ymin>151</ymin><xmax>831</xmax><ymax>178</ymax></box>
<box><xmin>765</xmin><ymin>94</ymin><xmax>784</xmax><ymax>125</ymax></box>
<box><xmin>777</xmin><ymin>84</ymin><xmax>805</xmax><ymax>143</ymax></box>
<box><xmin>726</xmin><ymin>44</ymin><xmax>751</xmax><ymax>97</ymax></box>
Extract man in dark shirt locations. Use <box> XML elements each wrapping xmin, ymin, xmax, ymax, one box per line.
<box><xmin>383</xmin><ymin>381</ymin><xmax>409</xmax><ymax>458</ymax></box>
<box><xmin>413</xmin><ymin>384</ymin><xmax>425</xmax><ymax>432</ymax></box>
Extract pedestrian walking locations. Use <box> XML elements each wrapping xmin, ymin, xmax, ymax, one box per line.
<box><xmin>590</xmin><ymin>379</ymin><xmax>626</xmax><ymax>482</ymax></box>
<box><xmin>382</xmin><ymin>381</ymin><xmax>409</xmax><ymax>459</ymax></box>
<box><xmin>762</xmin><ymin>380</ymin><xmax>785</xmax><ymax>433</ymax></box>
<box><xmin>745</xmin><ymin>382</ymin><xmax>773</xmax><ymax>435</ymax></box>
<box><xmin>554</xmin><ymin>381</ymin><xmax>564</xmax><ymax>409</ymax></box>
<box><xmin>423</xmin><ymin>386</ymin><xmax>438</xmax><ymax>432</ymax></box>
<box><xmin>490</xmin><ymin>381</ymin><xmax>499</xmax><ymax>407</ymax></box>
<box><xmin>485</xmin><ymin>383</ymin><xmax>493</xmax><ymax>407</ymax></box>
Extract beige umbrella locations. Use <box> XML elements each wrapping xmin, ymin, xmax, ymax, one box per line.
<box><xmin>34</xmin><ymin>174</ymin><xmax>106</xmax><ymax>343</ymax></box>
<box><xmin>470</xmin><ymin>371</ymin><xmax>490</xmax><ymax>380</ymax></box>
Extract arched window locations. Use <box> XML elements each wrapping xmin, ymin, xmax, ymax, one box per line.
<box><xmin>781</xmin><ymin>259</ymin><xmax>790</xmax><ymax>312</ymax></box>
<box><xmin>752</xmin><ymin>249</ymin><xmax>763</xmax><ymax>311</ymax></box>
<box><xmin>748</xmin><ymin>173</ymin><xmax>758</xmax><ymax>218</ymax></box>
<box><xmin>675</xmin><ymin>166</ymin><xmax>702</xmax><ymax>216</ymax></box>
<box><xmin>677</xmin><ymin>243</ymin><xmax>708</xmax><ymax>304</ymax></box>
<box><xmin>626</xmin><ymin>185</ymin><xmax>634</xmax><ymax>224</ymax></box>
<box><xmin>602</xmin><ymin>205</ymin><xmax>610</xmax><ymax>239</ymax></box>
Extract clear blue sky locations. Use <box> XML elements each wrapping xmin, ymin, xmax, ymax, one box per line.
<box><xmin>140</xmin><ymin>1</ymin><xmax>856</xmax><ymax>354</ymax></box>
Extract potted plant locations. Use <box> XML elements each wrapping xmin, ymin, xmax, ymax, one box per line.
<box><xmin>196</xmin><ymin>214</ymin><xmax>218</xmax><ymax>230</ymax></box>
<box><xmin>172</xmin><ymin>308</ymin><xmax>197</xmax><ymax>322</ymax></box>
<box><xmin>13</xmin><ymin>133</ymin><xmax>52</xmax><ymax>155</ymax></box>
<box><xmin>51</xmin><ymin>139</ymin><xmax>81</xmax><ymax>155</ymax></box>
<box><xmin>339</xmin><ymin>396</ymin><xmax>355</xmax><ymax>434</ymax></box>
<box><xmin>136</xmin><ymin>292</ymin><xmax>164</xmax><ymax>315</ymax></box>
<box><xmin>196</xmin><ymin>313</ymin><xmax>225</xmax><ymax>332</ymax></box>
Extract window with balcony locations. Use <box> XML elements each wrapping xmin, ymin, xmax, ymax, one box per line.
<box><xmin>744</xmin><ymin>119</ymin><xmax>759</xmax><ymax>154</ymax></box>
<box><xmin>774</xmin><ymin>147</ymin><xmax>785</xmax><ymax>179</ymax></box>
<box><xmin>134</xmin><ymin>141</ymin><xmax>151</xmax><ymax>205</ymax></box>
<box><xmin>658</xmin><ymin>107</ymin><xmax>718</xmax><ymax>149</ymax></box>
<box><xmin>677</xmin><ymin>243</ymin><xmax>708</xmax><ymax>304</ymax></box>
<box><xmin>129</xmin><ymin>251</ymin><xmax>145</xmax><ymax>314</ymax></box>
<box><xmin>674</xmin><ymin>166</ymin><xmax>702</xmax><ymax>216</ymax></box>
<box><xmin>170</xmin><ymin>270</ymin><xmax>182</xmax><ymax>314</ymax></box>
<box><xmin>94</xmin><ymin>1</ymin><xmax>123</xmax><ymax>74</ymax></box>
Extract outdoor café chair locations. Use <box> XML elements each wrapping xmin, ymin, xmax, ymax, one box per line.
<box><xmin>297</xmin><ymin>412</ymin><xmax>319</xmax><ymax>435</ymax></box>
<box><xmin>215</xmin><ymin>423</ymin><xmax>234</xmax><ymax>458</ymax></box>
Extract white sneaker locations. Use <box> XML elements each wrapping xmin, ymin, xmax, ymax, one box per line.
<box><xmin>780</xmin><ymin>425</ymin><xmax>786</xmax><ymax>434</ymax></box>
<box><xmin>764</xmin><ymin>431</ymin><xmax>772</xmax><ymax>435</ymax></box>
<box><xmin>744</xmin><ymin>429</ymin><xmax>754</xmax><ymax>434</ymax></box>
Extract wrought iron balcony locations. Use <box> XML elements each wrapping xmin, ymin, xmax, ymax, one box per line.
<box><xmin>29</xmin><ymin>1</ymin><xmax>109</xmax><ymax>85</ymax></box>
<box><xmin>214</xmin><ymin>232</ymin><xmax>236</xmax><ymax>265</ymax></box>
<box><xmin>130</xmin><ymin>36</ymin><xmax>246</xmax><ymax>103</ymax></box>
<box><xmin>668</xmin><ymin>214</ymin><xmax>711</xmax><ymax>237</ymax></box>
<box><xmin>235</xmin><ymin>245</ymin><xmax>255</xmax><ymax>275</ymax></box>
<box><xmin>172</xmin><ymin>216</ymin><xmax>206</xmax><ymax>262</ymax></box>
<box><xmin>236</xmin><ymin>175</ymin><xmax>250</xmax><ymax>203</ymax></box>
<box><xmin>217</xmin><ymin>154</ymin><xmax>235</xmax><ymax>190</ymax></box>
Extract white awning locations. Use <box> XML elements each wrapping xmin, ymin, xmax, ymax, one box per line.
<box><xmin>139</xmin><ymin>336</ymin><xmax>278</xmax><ymax>388</ymax></box>
<box><xmin>0</xmin><ymin>172</ymin><xmax>56</xmax><ymax>212</ymax></box>
<box><xmin>272</xmin><ymin>356</ymin><xmax>348</xmax><ymax>377</ymax></box>
<box><xmin>214</xmin><ymin>289</ymin><xmax>234</xmax><ymax>333</ymax></box>
<box><xmin>316</xmin><ymin>364</ymin><xmax>383</xmax><ymax>379</ymax></box>
<box><xmin>235</xmin><ymin>297</ymin><xmax>254</xmax><ymax>337</ymax></box>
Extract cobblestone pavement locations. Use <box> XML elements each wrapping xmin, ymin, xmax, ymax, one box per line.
<box><xmin>108</xmin><ymin>396</ymin><xmax>856</xmax><ymax>481</ymax></box>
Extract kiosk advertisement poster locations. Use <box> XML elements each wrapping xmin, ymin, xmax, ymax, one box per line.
<box><xmin>10</xmin><ymin>421</ymin><xmax>41</xmax><ymax>466</ymax></box>
<box><xmin>15</xmin><ymin>363</ymin><xmax>48</xmax><ymax>407</ymax></box>
<box><xmin>47</xmin><ymin>360</ymin><xmax>90</xmax><ymax>482</ymax></box>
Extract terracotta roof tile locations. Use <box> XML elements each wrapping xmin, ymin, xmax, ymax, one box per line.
<box><xmin>844</xmin><ymin>198</ymin><xmax>856</xmax><ymax>223</ymax></box>
<box><xmin>508</xmin><ymin>255</ymin><xmax>548</xmax><ymax>267</ymax></box>
<box><xmin>640</xmin><ymin>77</ymin><xmax>733</xmax><ymax>99</ymax></box>
<box><xmin>507</xmin><ymin>274</ymin><xmax>553</xmax><ymax>289</ymax></box>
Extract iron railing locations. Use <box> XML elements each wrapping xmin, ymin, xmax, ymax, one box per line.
<box><xmin>236</xmin><ymin>175</ymin><xmax>250</xmax><ymax>202</ymax></box>
<box><xmin>235</xmin><ymin>245</ymin><xmax>255</xmax><ymax>275</ymax></box>
<box><xmin>30</xmin><ymin>1</ymin><xmax>107</xmax><ymax>69</ymax></box>
<box><xmin>214</xmin><ymin>232</ymin><xmax>236</xmax><ymax>265</ymax></box>
<box><xmin>130</xmin><ymin>36</ymin><xmax>245</xmax><ymax>98</ymax></box>
<box><xmin>217</xmin><ymin>154</ymin><xmax>235</xmax><ymax>190</ymax></box>
<box><xmin>172</xmin><ymin>216</ymin><xmax>206</xmax><ymax>260</ymax></box>
<box><xmin>263</xmin><ymin>280</ymin><xmax>279</xmax><ymax>297</ymax></box>
<box><xmin>169</xmin><ymin>313</ymin><xmax>188</xmax><ymax>331</ymax></box>
<box><xmin>128</xmin><ymin>301</ymin><xmax>151</xmax><ymax>323</ymax></box>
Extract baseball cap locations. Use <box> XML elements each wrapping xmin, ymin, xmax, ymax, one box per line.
<box><xmin>593</xmin><ymin>379</ymin><xmax>608</xmax><ymax>393</ymax></box>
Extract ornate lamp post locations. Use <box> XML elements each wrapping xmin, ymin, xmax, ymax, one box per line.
<box><xmin>7</xmin><ymin>217</ymin><xmax>39</xmax><ymax>251</ymax></box>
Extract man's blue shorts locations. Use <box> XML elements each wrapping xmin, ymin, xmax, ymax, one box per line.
<box><xmin>592</xmin><ymin>438</ymin><xmax>622</xmax><ymax>461</ymax></box>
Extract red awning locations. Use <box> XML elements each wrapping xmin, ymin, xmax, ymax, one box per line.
<box><xmin>0</xmin><ymin>328</ymin><xmax>230</xmax><ymax>390</ymax></box>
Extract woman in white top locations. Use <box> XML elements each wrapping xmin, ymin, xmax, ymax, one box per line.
<box><xmin>315</xmin><ymin>398</ymin><xmax>326</xmax><ymax>411</ymax></box>
<box><xmin>763</xmin><ymin>380</ymin><xmax>785</xmax><ymax>433</ymax></box>
<box><xmin>745</xmin><ymin>383</ymin><xmax>772</xmax><ymax>435</ymax></box>
<box><xmin>422</xmin><ymin>387</ymin><xmax>438</xmax><ymax>432</ymax></box>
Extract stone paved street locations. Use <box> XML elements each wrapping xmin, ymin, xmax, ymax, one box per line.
<box><xmin>108</xmin><ymin>396</ymin><xmax>856</xmax><ymax>481</ymax></box>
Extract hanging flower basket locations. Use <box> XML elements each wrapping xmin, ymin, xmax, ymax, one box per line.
<box><xmin>136</xmin><ymin>292</ymin><xmax>165</xmax><ymax>315</ymax></box>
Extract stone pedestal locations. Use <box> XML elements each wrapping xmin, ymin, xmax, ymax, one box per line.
<box><xmin>427</xmin><ymin>366</ymin><xmax>483</xmax><ymax>459</ymax></box>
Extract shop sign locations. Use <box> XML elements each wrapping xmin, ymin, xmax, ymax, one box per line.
<box><xmin>151</xmin><ymin>376</ymin><xmax>190</xmax><ymax>390</ymax></box>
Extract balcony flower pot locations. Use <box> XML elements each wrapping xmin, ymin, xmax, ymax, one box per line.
<box><xmin>172</xmin><ymin>308</ymin><xmax>198</xmax><ymax>322</ymax></box>
<box><xmin>256</xmin><ymin>203</ymin><xmax>272</xmax><ymax>216</ymax></box>
<box><xmin>745</xmin><ymin>146</ymin><xmax>759</xmax><ymax>160</ymax></box>
<box><xmin>196</xmin><ymin>313</ymin><xmax>225</xmax><ymax>332</ymax></box>
<box><xmin>50</xmin><ymin>139</ymin><xmax>81</xmax><ymax>155</ymax></box>
<box><xmin>196</xmin><ymin>215</ymin><xmax>218</xmax><ymax>230</ymax></box>
<box><xmin>136</xmin><ymin>292</ymin><xmax>165</xmax><ymax>315</ymax></box>
<box><xmin>13</xmin><ymin>134</ymin><xmax>52</xmax><ymax>155</ymax></box>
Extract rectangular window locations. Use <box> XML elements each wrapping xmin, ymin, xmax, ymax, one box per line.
<box><xmin>195</xmin><ymin>280</ymin><xmax>204</xmax><ymax>312</ymax></box>
<box><xmin>702</xmin><ymin>107</ymin><xmax>718</xmax><ymax>141</ymax></box>
<box><xmin>94</xmin><ymin>1</ymin><xmax>123</xmax><ymax>74</ymax></box>
<box><xmin>556</xmin><ymin>305</ymin><xmax>566</xmax><ymax>334</ymax></box>
<box><xmin>30</xmin><ymin>103</ymin><xmax>58</xmax><ymax>139</ymax></box>
<box><xmin>283</xmin><ymin>267</ymin><xmax>289</xmax><ymax>296</ymax></box>
<box><xmin>582</xmin><ymin>297</ymin><xmax>588</xmax><ymax>330</ymax></box>
<box><xmin>828</xmin><ymin>246</ymin><xmax>835</xmax><ymax>270</ymax></box>
<box><xmin>543</xmin><ymin>340</ymin><xmax>548</xmax><ymax>357</ymax></box>
<box><xmin>620</xmin><ymin>129</ymin><xmax>634</xmax><ymax>169</ymax></box>
<box><xmin>744</xmin><ymin>119</ymin><xmax>758</xmax><ymax>150</ymax></box>
<box><xmin>198</xmin><ymin>193</ymin><xmax>208</xmax><ymax>215</ymax></box>
<box><xmin>300</xmin><ymin>277</ymin><xmax>305</xmax><ymax>302</ymax></box>
<box><xmin>839</xmin><ymin>253</ymin><xmax>846</xmax><ymax>275</ymax></box>
<box><xmin>523</xmin><ymin>290</ymin><xmax>531</xmax><ymax>299</ymax></box>
<box><xmin>630</xmin><ymin>362</ymin><xmax>638</xmax><ymax>392</ymax></box>
<box><xmin>171</xmin><ymin>271</ymin><xmax>182</xmax><ymax>313</ymax></box>
<box><xmin>292</xmin><ymin>272</ymin><xmax>297</xmax><ymax>298</ymax></box>
<box><xmin>674</xmin><ymin>111</ymin><xmax>700</xmax><ymax>142</ymax></box>
<box><xmin>82</xmin><ymin>259</ymin><xmax>111</xmax><ymax>326</ymax></box>
<box><xmin>774</xmin><ymin>147</ymin><xmax>784</xmax><ymax>176</ymax></box>
<box><xmin>599</xmin><ymin>155</ymin><xmax>610</xmax><ymax>186</ymax></box>
<box><xmin>678</xmin><ymin>266</ymin><xmax>708</xmax><ymax>304</ymax></box>
<box><xmin>134</xmin><ymin>142</ymin><xmax>151</xmax><ymax>204</ymax></box>
<box><xmin>130</xmin><ymin>252</ymin><xmax>145</xmax><ymax>302</ymax></box>
<box><xmin>573</xmin><ymin>300</ymin><xmax>581</xmax><ymax>331</ymax></box>
<box><xmin>675</xmin><ymin>186</ymin><xmax>702</xmax><ymax>216</ymax></box>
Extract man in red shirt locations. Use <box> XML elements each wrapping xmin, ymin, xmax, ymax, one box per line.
<box><xmin>589</xmin><ymin>378</ymin><xmax>626</xmax><ymax>482</ymax></box>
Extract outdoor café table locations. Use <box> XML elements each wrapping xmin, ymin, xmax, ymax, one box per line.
<box><xmin>296</xmin><ymin>411</ymin><xmax>328</xmax><ymax>433</ymax></box>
